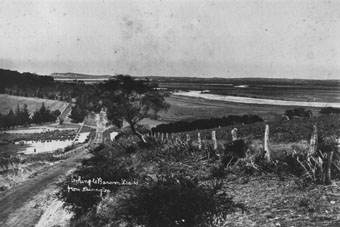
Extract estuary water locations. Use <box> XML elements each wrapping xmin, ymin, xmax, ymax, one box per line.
<box><xmin>174</xmin><ymin>90</ymin><xmax>340</xmax><ymax>108</ymax></box>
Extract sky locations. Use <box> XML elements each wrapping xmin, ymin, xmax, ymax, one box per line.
<box><xmin>0</xmin><ymin>0</ymin><xmax>339</xmax><ymax>79</ymax></box>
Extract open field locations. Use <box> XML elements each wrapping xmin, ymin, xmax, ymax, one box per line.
<box><xmin>0</xmin><ymin>94</ymin><xmax>69</xmax><ymax>115</ymax></box>
<box><xmin>153</xmin><ymin>77</ymin><xmax>340</xmax><ymax>123</ymax></box>
<box><xmin>158</xmin><ymin>95</ymin><xmax>322</xmax><ymax>122</ymax></box>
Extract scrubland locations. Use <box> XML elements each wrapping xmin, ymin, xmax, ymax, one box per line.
<box><xmin>57</xmin><ymin>113</ymin><xmax>340</xmax><ymax>227</ymax></box>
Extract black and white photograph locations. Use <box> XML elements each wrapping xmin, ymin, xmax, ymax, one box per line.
<box><xmin>0</xmin><ymin>0</ymin><xmax>340</xmax><ymax>226</ymax></box>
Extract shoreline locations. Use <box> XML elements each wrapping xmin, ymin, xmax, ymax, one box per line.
<box><xmin>174</xmin><ymin>90</ymin><xmax>340</xmax><ymax>108</ymax></box>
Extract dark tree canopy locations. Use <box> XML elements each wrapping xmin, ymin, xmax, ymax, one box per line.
<box><xmin>69</xmin><ymin>103</ymin><xmax>87</xmax><ymax>123</ymax></box>
<box><xmin>91</xmin><ymin>75</ymin><xmax>169</xmax><ymax>143</ymax></box>
<box><xmin>320</xmin><ymin>107</ymin><xmax>340</xmax><ymax>115</ymax></box>
<box><xmin>152</xmin><ymin>115</ymin><xmax>263</xmax><ymax>133</ymax></box>
<box><xmin>284</xmin><ymin>107</ymin><xmax>312</xmax><ymax>120</ymax></box>
<box><xmin>0</xmin><ymin>102</ymin><xmax>60</xmax><ymax>128</ymax></box>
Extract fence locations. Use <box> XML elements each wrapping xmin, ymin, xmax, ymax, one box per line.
<box><xmin>53</xmin><ymin>139</ymin><xmax>91</xmax><ymax>159</ymax></box>
<box><xmin>148</xmin><ymin>124</ymin><xmax>340</xmax><ymax>163</ymax></box>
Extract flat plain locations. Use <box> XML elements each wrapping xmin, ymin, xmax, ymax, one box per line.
<box><xmin>155</xmin><ymin>78</ymin><xmax>340</xmax><ymax>122</ymax></box>
<box><xmin>156</xmin><ymin>77</ymin><xmax>340</xmax><ymax>103</ymax></box>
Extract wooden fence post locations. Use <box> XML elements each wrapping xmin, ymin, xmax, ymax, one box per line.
<box><xmin>198</xmin><ymin>132</ymin><xmax>202</xmax><ymax>149</ymax></box>
<box><xmin>264</xmin><ymin>124</ymin><xmax>271</xmax><ymax>162</ymax></box>
<box><xmin>325</xmin><ymin>149</ymin><xmax>334</xmax><ymax>185</ymax></box>
<box><xmin>308</xmin><ymin>124</ymin><xmax>318</xmax><ymax>157</ymax></box>
<box><xmin>231</xmin><ymin>128</ymin><xmax>238</xmax><ymax>141</ymax></box>
<box><xmin>212</xmin><ymin>131</ymin><xmax>217</xmax><ymax>150</ymax></box>
<box><xmin>186</xmin><ymin>134</ymin><xmax>190</xmax><ymax>142</ymax></box>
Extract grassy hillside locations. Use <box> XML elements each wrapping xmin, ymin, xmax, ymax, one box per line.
<box><xmin>0</xmin><ymin>94</ymin><xmax>69</xmax><ymax>115</ymax></box>
<box><xmin>58</xmin><ymin>113</ymin><xmax>340</xmax><ymax>226</ymax></box>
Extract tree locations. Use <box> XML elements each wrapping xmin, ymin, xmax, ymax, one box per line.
<box><xmin>15</xmin><ymin>103</ymin><xmax>22</xmax><ymax>125</ymax></box>
<box><xmin>51</xmin><ymin>109</ymin><xmax>61</xmax><ymax>119</ymax></box>
<box><xmin>69</xmin><ymin>103</ymin><xmax>87</xmax><ymax>123</ymax></box>
<box><xmin>31</xmin><ymin>108</ymin><xmax>42</xmax><ymax>124</ymax></box>
<box><xmin>17</xmin><ymin>104</ymin><xmax>31</xmax><ymax>126</ymax></box>
<box><xmin>93</xmin><ymin>75</ymin><xmax>169</xmax><ymax>143</ymax></box>
<box><xmin>6</xmin><ymin>109</ymin><xmax>16</xmax><ymax>128</ymax></box>
<box><xmin>21</xmin><ymin>104</ymin><xmax>31</xmax><ymax>125</ymax></box>
<box><xmin>31</xmin><ymin>102</ymin><xmax>58</xmax><ymax>124</ymax></box>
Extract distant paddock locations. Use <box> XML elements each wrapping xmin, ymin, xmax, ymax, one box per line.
<box><xmin>0</xmin><ymin>94</ymin><xmax>69</xmax><ymax>115</ymax></box>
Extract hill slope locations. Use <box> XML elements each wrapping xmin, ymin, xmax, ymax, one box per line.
<box><xmin>0</xmin><ymin>94</ymin><xmax>69</xmax><ymax>115</ymax></box>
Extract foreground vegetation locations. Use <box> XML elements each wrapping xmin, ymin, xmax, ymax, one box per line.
<box><xmin>2</xmin><ymin>69</ymin><xmax>340</xmax><ymax>226</ymax></box>
<box><xmin>58</xmin><ymin>113</ymin><xmax>340</xmax><ymax>226</ymax></box>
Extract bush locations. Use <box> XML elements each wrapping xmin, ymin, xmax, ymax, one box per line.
<box><xmin>284</xmin><ymin>107</ymin><xmax>312</xmax><ymax>119</ymax></box>
<box><xmin>96</xmin><ymin>174</ymin><xmax>242</xmax><ymax>227</ymax></box>
<box><xmin>221</xmin><ymin>139</ymin><xmax>248</xmax><ymax>166</ymax></box>
<box><xmin>58</xmin><ymin>145</ymin><xmax>137</xmax><ymax>218</ymax></box>
<box><xmin>320</xmin><ymin>107</ymin><xmax>340</xmax><ymax>115</ymax></box>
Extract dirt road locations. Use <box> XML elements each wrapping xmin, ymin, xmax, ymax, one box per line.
<box><xmin>0</xmin><ymin>150</ymin><xmax>90</xmax><ymax>227</ymax></box>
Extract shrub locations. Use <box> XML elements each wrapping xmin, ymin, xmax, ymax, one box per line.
<box><xmin>58</xmin><ymin>145</ymin><xmax>138</xmax><ymax>218</ymax></box>
<box><xmin>320</xmin><ymin>107</ymin><xmax>340</xmax><ymax>115</ymax></box>
<box><xmin>64</xmin><ymin>144</ymin><xmax>76</xmax><ymax>152</ymax></box>
<box><xmin>90</xmin><ymin>143</ymin><xmax>106</xmax><ymax>154</ymax></box>
<box><xmin>100</xmin><ymin>174</ymin><xmax>242</xmax><ymax>227</ymax></box>
<box><xmin>221</xmin><ymin>139</ymin><xmax>248</xmax><ymax>166</ymax></box>
<box><xmin>284</xmin><ymin>107</ymin><xmax>312</xmax><ymax>119</ymax></box>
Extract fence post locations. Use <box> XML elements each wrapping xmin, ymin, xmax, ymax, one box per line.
<box><xmin>308</xmin><ymin>124</ymin><xmax>318</xmax><ymax>157</ymax></box>
<box><xmin>161</xmin><ymin>133</ymin><xmax>164</xmax><ymax>142</ymax></box>
<box><xmin>166</xmin><ymin>133</ymin><xmax>169</xmax><ymax>140</ymax></box>
<box><xmin>186</xmin><ymin>134</ymin><xmax>190</xmax><ymax>142</ymax></box>
<box><xmin>212</xmin><ymin>131</ymin><xmax>217</xmax><ymax>150</ymax></box>
<box><xmin>231</xmin><ymin>128</ymin><xmax>238</xmax><ymax>141</ymax></box>
<box><xmin>325</xmin><ymin>149</ymin><xmax>334</xmax><ymax>185</ymax></box>
<box><xmin>264</xmin><ymin>124</ymin><xmax>271</xmax><ymax>162</ymax></box>
<box><xmin>198</xmin><ymin>132</ymin><xmax>202</xmax><ymax>150</ymax></box>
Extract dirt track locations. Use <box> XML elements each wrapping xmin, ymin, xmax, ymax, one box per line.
<box><xmin>0</xmin><ymin>150</ymin><xmax>90</xmax><ymax>227</ymax></box>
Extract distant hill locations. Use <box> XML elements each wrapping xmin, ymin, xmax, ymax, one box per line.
<box><xmin>146</xmin><ymin>76</ymin><xmax>340</xmax><ymax>86</ymax></box>
<box><xmin>50</xmin><ymin>72</ymin><xmax>114</xmax><ymax>80</ymax></box>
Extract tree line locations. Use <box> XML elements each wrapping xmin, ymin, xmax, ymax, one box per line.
<box><xmin>152</xmin><ymin>115</ymin><xmax>264</xmax><ymax>133</ymax></box>
<box><xmin>0</xmin><ymin>68</ymin><xmax>95</xmax><ymax>104</ymax></box>
<box><xmin>284</xmin><ymin>107</ymin><xmax>340</xmax><ymax>119</ymax></box>
<box><xmin>1</xmin><ymin>70</ymin><xmax>169</xmax><ymax>144</ymax></box>
<box><xmin>0</xmin><ymin>103</ymin><xmax>60</xmax><ymax>129</ymax></box>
